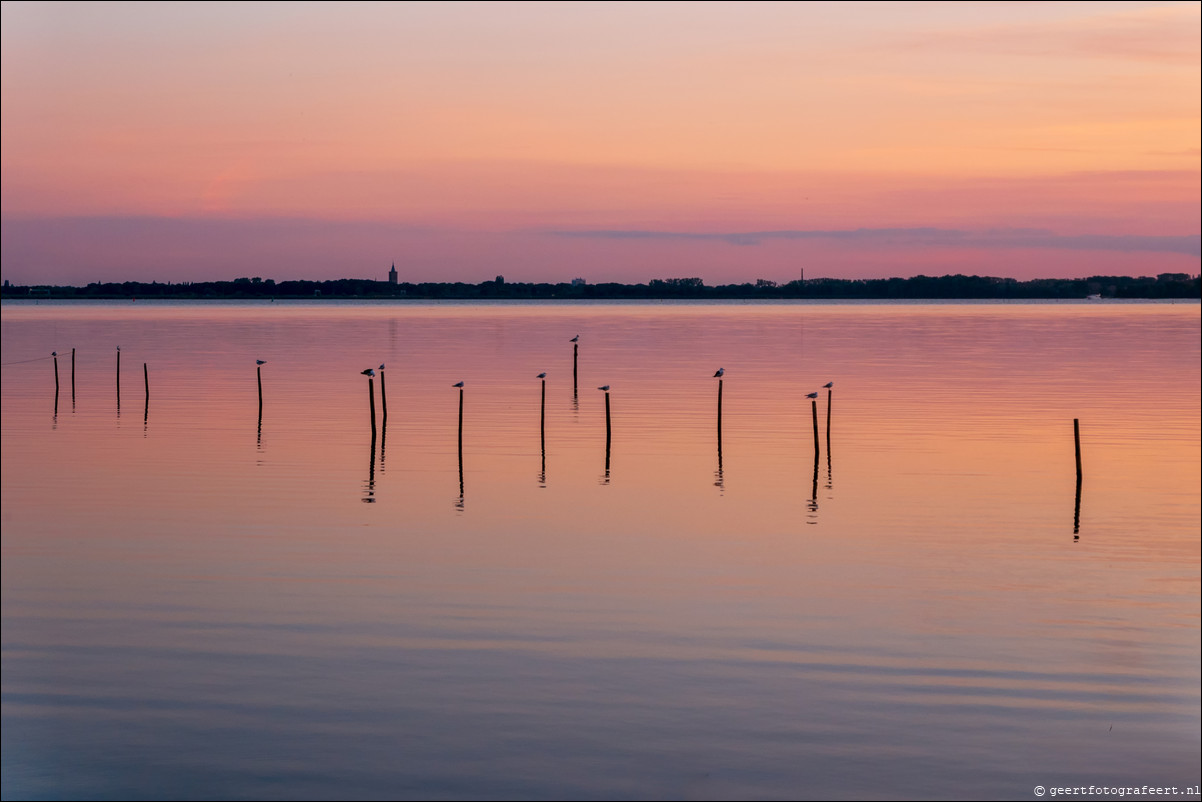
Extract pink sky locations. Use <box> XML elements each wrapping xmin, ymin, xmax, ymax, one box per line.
<box><xmin>2</xmin><ymin>1</ymin><xmax>1198</xmax><ymax>285</ymax></box>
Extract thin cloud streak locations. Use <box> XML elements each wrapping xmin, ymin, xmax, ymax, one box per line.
<box><xmin>545</xmin><ymin>227</ymin><xmax>1202</xmax><ymax>256</ymax></box>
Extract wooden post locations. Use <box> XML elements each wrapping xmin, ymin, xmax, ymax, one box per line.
<box><xmin>53</xmin><ymin>353</ymin><xmax>59</xmax><ymax>394</ymax></box>
<box><xmin>573</xmin><ymin>342</ymin><xmax>578</xmax><ymax>396</ymax></box>
<box><xmin>541</xmin><ymin>377</ymin><xmax>546</xmax><ymax>433</ymax></box>
<box><xmin>368</xmin><ymin>377</ymin><xmax>377</xmax><ymax>438</ymax></box>
<box><xmin>717</xmin><ymin>378</ymin><xmax>723</xmax><ymax>437</ymax></box>
<box><xmin>826</xmin><ymin>387</ymin><xmax>832</xmax><ymax>447</ymax></box>
<box><xmin>457</xmin><ymin>387</ymin><xmax>465</xmax><ymax>506</ymax></box>
<box><xmin>116</xmin><ymin>347</ymin><xmax>121</xmax><ymax>409</ymax></box>
<box><xmin>143</xmin><ymin>362</ymin><xmax>149</xmax><ymax>403</ymax></box>
<box><xmin>71</xmin><ymin>348</ymin><xmax>76</xmax><ymax>405</ymax></box>
<box><xmin>1073</xmin><ymin>418</ymin><xmax>1082</xmax><ymax>480</ymax></box>
<box><xmin>605</xmin><ymin>390</ymin><xmax>611</xmax><ymax>447</ymax></box>
<box><xmin>811</xmin><ymin>398</ymin><xmax>820</xmax><ymax>457</ymax></box>
<box><xmin>379</xmin><ymin>368</ymin><xmax>388</xmax><ymax>424</ymax></box>
<box><xmin>257</xmin><ymin>365</ymin><xmax>263</xmax><ymax>414</ymax></box>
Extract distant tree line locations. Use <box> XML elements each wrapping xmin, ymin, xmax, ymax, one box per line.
<box><xmin>2</xmin><ymin>272</ymin><xmax>1198</xmax><ymax>300</ymax></box>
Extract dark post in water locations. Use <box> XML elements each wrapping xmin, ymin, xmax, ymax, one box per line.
<box><xmin>71</xmin><ymin>348</ymin><xmax>76</xmax><ymax>406</ymax></box>
<box><xmin>456</xmin><ymin>382</ymin><xmax>465</xmax><ymax>506</ymax></box>
<box><xmin>379</xmin><ymin>365</ymin><xmax>388</xmax><ymax>424</ymax></box>
<box><xmin>811</xmin><ymin>397</ymin><xmax>820</xmax><ymax>457</ymax></box>
<box><xmin>143</xmin><ymin>362</ymin><xmax>149</xmax><ymax>403</ymax></box>
<box><xmin>368</xmin><ymin>375</ymin><xmax>377</xmax><ymax>438</ymax></box>
<box><xmin>826</xmin><ymin>383</ymin><xmax>833</xmax><ymax>448</ymax></box>
<box><xmin>1073</xmin><ymin>418</ymin><xmax>1082</xmax><ymax>480</ymax></box>
<box><xmin>257</xmin><ymin>363</ymin><xmax>264</xmax><ymax>415</ymax></box>
<box><xmin>116</xmin><ymin>346</ymin><xmax>121</xmax><ymax>409</ymax></box>
<box><xmin>52</xmin><ymin>351</ymin><xmax>60</xmax><ymax>395</ymax></box>
<box><xmin>604</xmin><ymin>390</ymin><xmax>611</xmax><ymax>447</ymax></box>
<box><xmin>573</xmin><ymin>341</ymin><xmax>579</xmax><ymax>396</ymax></box>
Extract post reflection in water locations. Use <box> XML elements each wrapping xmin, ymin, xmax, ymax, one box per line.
<box><xmin>363</xmin><ymin>430</ymin><xmax>377</xmax><ymax>503</ymax></box>
<box><xmin>1073</xmin><ymin>474</ymin><xmax>1083</xmax><ymax>540</ymax></box>
<box><xmin>806</xmin><ymin>453</ymin><xmax>820</xmax><ymax>524</ymax></box>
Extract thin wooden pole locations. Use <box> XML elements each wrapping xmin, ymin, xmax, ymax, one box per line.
<box><xmin>71</xmin><ymin>348</ymin><xmax>76</xmax><ymax>405</ymax></box>
<box><xmin>53</xmin><ymin>353</ymin><xmax>59</xmax><ymax>394</ymax></box>
<box><xmin>143</xmin><ymin>362</ymin><xmax>149</xmax><ymax>403</ymax></box>
<box><xmin>1073</xmin><ymin>418</ymin><xmax>1082</xmax><ymax>480</ymax></box>
<box><xmin>116</xmin><ymin>347</ymin><xmax>121</xmax><ymax>409</ymax></box>
<box><xmin>605</xmin><ymin>390</ymin><xmax>611</xmax><ymax>446</ymax></box>
<box><xmin>368</xmin><ymin>377</ymin><xmax>377</xmax><ymax>437</ymax></box>
<box><xmin>717</xmin><ymin>378</ymin><xmax>723</xmax><ymax>437</ymax></box>
<box><xmin>257</xmin><ymin>365</ymin><xmax>263</xmax><ymax>414</ymax></box>
<box><xmin>379</xmin><ymin>368</ymin><xmax>388</xmax><ymax>423</ymax></box>
<box><xmin>811</xmin><ymin>398</ymin><xmax>820</xmax><ymax>457</ymax></box>
<box><xmin>826</xmin><ymin>387</ymin><xmax>832</xmax><ymax>447</ymax></box>
<box><xmin>573</xmin><ymin>342</ymin><xmax>578</xmax><ymax>396</ymax></box>
<box><xmin>458</xmin><ymin>387</ymin><xmax>465</xmax><ymax>504</ymax></box>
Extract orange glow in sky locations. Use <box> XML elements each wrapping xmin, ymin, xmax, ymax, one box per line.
<box><xmin>1</xmin><ymin>1</ymin><xmax>1198</xmax><ymax>284</ymax></box>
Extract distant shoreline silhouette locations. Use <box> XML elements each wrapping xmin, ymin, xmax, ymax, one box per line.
<box><xmin>2</xmin><ymin>272</ymin><xmax>1197</xmax><ymax>301</ymax></box>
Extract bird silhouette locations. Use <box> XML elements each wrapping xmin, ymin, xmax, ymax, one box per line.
<box><xmin>256</xmin><ymin>359</ymin><xmax>266</xmax><ymax>365</ymax></box>
<box><xmin>361</xmin><ymin>368</ymin><xmax>375</xmax><ymax>377</ymax></box>
<box><xmin>805</xmin><ymin>391</ymin><xmax>818</xmax><ymax>399</ymax></box>
<box><xmin>713</xmin><ymin>368</ymin><xmax>725</xmax><ymax>378</ymax></box>
<box><xmin>51</xmin><ymin>351</ymin><xmax>57</xmax><ymax>356</ymax></box>
<box><xmin>537</xmin><ymin>372</ymin><xmax>546</xmax><ymax>379</ymax></box>
<box><xmin>823</xmin><ymin>381</ymin><xmax>833</xmax><ymax>389</ymax></box>
<box><xmin>597</xmin><ymin>385</ymin><xmax>610</xmax><ymax>391</ymax></box>
<box><xmin>452</xmin><ymin>381</ymin><xmax>465</xmax><ymax>388</ymax></box>
<box><xmin>379</xmin><ymin>363</ymin><xmax>385</xmax><ymax>371</ymax></box>
<box><xmin>570</xmin><ymin>335</ymin><xmax>579</xmax><ymax>342</ymax></box>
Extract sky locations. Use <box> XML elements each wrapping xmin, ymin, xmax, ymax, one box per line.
<box><xmin>1</xmin><ymin>1</ymin><xmax>1199</xmax><ymax>285</ymax></box>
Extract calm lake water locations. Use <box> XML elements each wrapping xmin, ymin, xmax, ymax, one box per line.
<box><xmin>2</xmin><ymin>300</ymin><xmax>1199</xmax><ymax>800</ymax></box>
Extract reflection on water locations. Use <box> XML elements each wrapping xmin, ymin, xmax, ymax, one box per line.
<box><xmin>2</xmin><ymin>300</ymin><xmax>1199</xmax><ymax>800</ymax></box>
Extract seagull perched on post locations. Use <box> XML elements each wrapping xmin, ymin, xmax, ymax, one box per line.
<box><xmin>570</xmin><ymin>335</ymin><xmax>579</xmax><ymax>342</ymax></box>
<box><xmin>805</xmin><ymin>391</ymin><xmax>818</xmax><ymax>399</ymax></box>
<box><xmin>713</xmin><ymin>368</ymin><xmax>725</xmax><ymax>378</ymax></box>
<box><xmin>51</xmin><ymin>351</ymin><xmax>57</xmax><ymax>357</ymax></box>
<box><xmin>257</xmin><ymin>359</ymin><xmax>266</xmax><ymax>365</ymax></box>
<box><xmin>379</xmin><ymin>363</ymin><xmax>385</xmax><ymax>371</ymax></box>
<box><xmin>597</xmin><ymin>385</ymin><xmax>609</xmax><ymax>391</ymax></box>
<box><xmin>823</xmin><ymin>381</ymin><xmax>833</xmax><ymax>389</ymax></box>
<box><xmin>452</xmin><ymin>381</ymin><xmax>464</xmax><ymax>388</ymax></box>
<box><xmin>361</xmin><ymin>368</ymin><xmax>375</xmax><ymax>377</ymax></box>
<box><xmin>537</xmin><ymin>372</ymin><xmax>546</xmax><ymax>379</ymax></box>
